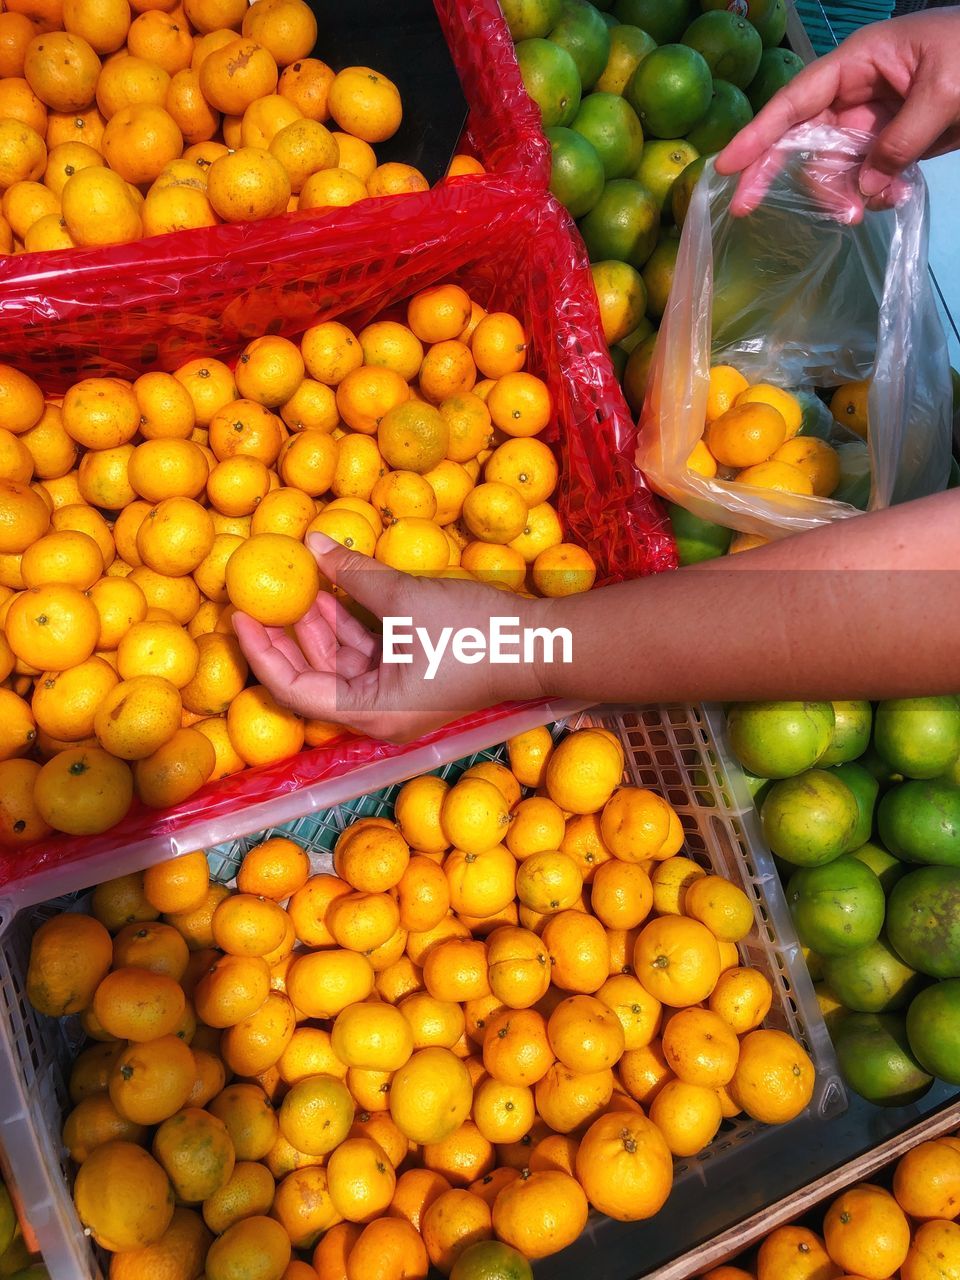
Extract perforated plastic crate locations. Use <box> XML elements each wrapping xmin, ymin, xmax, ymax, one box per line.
<box><xmin>0</xmin><ymin>704</ymin><xmax>844</xmax><ymax>1280</ymax></box>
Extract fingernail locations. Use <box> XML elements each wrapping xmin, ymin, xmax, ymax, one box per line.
<box><xmin>858</xmin><ymin>169</ymin><xmax>890</xmax><ymax>198</ymax></box>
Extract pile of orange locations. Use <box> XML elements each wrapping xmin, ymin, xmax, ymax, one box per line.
<box><xmin>688</xmin><ymin>366</ymin><xmax>841</xmax><ymax>503</ymax></box>
<box><xmin>702</xmin><ymin>1132</ymin><xmax>960</xmax><ymax>1280</ymax></box>
<box><xmin>27</xmin><ymin>723</ymin><xmax>815</xmax><ymax>1276</ymax></box>
<box><xmin>0</xmin><ymin>0</ymin><xmax>486</xmax><ymax>254</ymax></box>
<box><xmin>0</xmin><ymin>280</ymin><xmax>599</xmax><ymax>841</ymax></box>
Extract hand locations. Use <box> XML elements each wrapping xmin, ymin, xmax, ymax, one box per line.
<box><xmin>232</xmin><ymin>534</ymin><xmax>551</xmax><ymax>744</ymax></box>
<box><xmin>716</xmin><ymin>10</ymin><xmax>960</xmax><ymax>215</ymax></box>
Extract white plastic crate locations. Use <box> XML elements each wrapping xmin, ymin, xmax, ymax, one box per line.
<box><xmin>0</xmin><ymin>704</ymin><xmax>845</xmax><ymax>1280</ymax></box>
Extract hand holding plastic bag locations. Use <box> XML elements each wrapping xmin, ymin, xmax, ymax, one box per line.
<box><xmin>636</xmin><ymin>124</ymin><xmax>952</xmax><ymax>539</ymax></box>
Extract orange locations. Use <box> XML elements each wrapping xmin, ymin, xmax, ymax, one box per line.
<box><xmin>685</xmin><ymin>875</ymin><xmax>754</xmax><ymax>943</ymax></box>
<box><xmin>194</xmin><ymin>952</ymin><xmax>270</xmax><ymax>1028</ymax></box>
<box><xmin>388</xmin><ymin>1046</ymin><xmax>472</xmax><ymax>1144</ymax></box>
<box><xmin>240</xmin><ymin>0</ymin><xmax>316</xmax><ymax>62</ymax></box>
<box><xmin>423</xmin><ymin>936</ymin><xmax>490</xmax><ymax>1004</ymax></box>
<box><xmin>165</xmin><ymin>68</ymin><xmax>220</xmax><ymax>146</ymax></box>
<box><xmin>333</xmin><ymin>368</ymin><xmax>409</xmax><ymax>439</ymax></box>
<box><xmin>272</xmin><ymin>1166</ymin><xmax>342</xmax><ymax>1250</ymax></box>
<box><xmin>116</xmin><ymin>620</ymin><xmax>199</xmax><ymax>688</ymax></box>
<box><xmin>893</xmin><ymin>1138</ymin><xmax>960</xmax><ymax>1220</ymax></box>
<box><xmin>708</xmin><ymin>966</ymin><xmax>773</xmax><ymax>1035</ymax></box>
<box><xmin>250</xmin><ymin>486</ymin><xmax>316</xmax><ymax>539</ymax></box>
<box><xmin>0</xmin><ymin>365</ymin><xmax>43</xmax><ymax>435</ymax></box>
<box><xmin>706</xmin><ymin>402</ymin><xmax>787</xmax><ymax>469</ymax></box>
<box><xmin>134</xmin><ymin>725</ymin><xmax>215</xmax><ymax>807</ymax></box>
<box><xmin>286</xmin><ymin>948</ymin><xmax>375</xmax><ymax>1019</ymax></box>
<box><xmin>269</xmin><ymin>115</ymin><xmax>337</xmax><ymax>191</ymax></box>
<box><xmin>135</xmin><ymin>496</ymin><xmax>214</xmax><ymax>577</ymax></box>
<box><xmin>405</xmin><ymin>913</ymin><xmax>470</xmax><ymax>966</ymax></box>
<box><xmin>326</xmin><ymin>1136</ymin><xmax>396</xmax><ymax>1223</ymax></box>
<box><xmin>73</xmin><ymin>1141</ymin><xmax>175</xmax><ymax>1254</ymax></box>
<box><xmin>901</xmin><ymin>1220</ymin><xmax>960</xmax><ymax>1280</ymax></box>
<box><xmin>440</xmin><ymin>777</ymin><xmax>511</xmax><ymax>855</ymax></box>
<box><xmin>21</xmin><ymin>404</ymin><xmax>77</xmax><ymax>480</ymax></box>
<box><xmin>484</xmin><ymin>925</ymin><xmax>550</xmax><ymax>1010</ymax></box>
<box><xmin>211</xmin><ymin>891</ymin><xmax>288</xmax><ymax>958</ymax></box>
<box><xmin>298</xmin><ymin>164</ymin><xmax>366</xmax><ymax>208</ymax></box>
<box><xmin>534</xmin><ymin>1060</ymin><xmax>613</xmax><ymax>1133</ymax></box>
<box><xmin>60</xmin><ymin>165</ymin><xmax>143</xmax><ymax>245</ymax></box>
<box><xmin>589</xmin><ymin>861</ymin><xmax>654</xmax><ymax>931</ymax></box>
<box><xmin>31</xmin><ymin>656</ymin><xmax>116</xmax><ymax>742</ymax></box>
<box><xmin>372</xmin><ymin>469</ymin><xmax>437</xmax><ymax>523</ymax></box>
<box><xmin>334</xmin><ymin>822</ymin><xmax>410</xmax><ymax>893</ymax></box>
<box><xmin>0</xmin><ymin>757</ymin><xmax>51</xmax><ymax>846</ymax></box>
<box><xmin>128</xmin><ymin>437</ymin><xmax>209</xmax><ymax>502</ymax></box>
<box><xmin>0</xmin><ymin>12</ymin><xmax>38</xmax><ymax>78</ymax></box>
<box><xmin>24</xmin><ymin>29</ymin><xmax>99</xmax><ymax>112</ymax></box>
<box><xmin>327</xmin><ymin>889</ymin><xmax>401</xmax><ymax>954</ymax></box>
<box><xmin>69</xmin><ymin>1041</ymin><xmax>125</xmax><ymax>1105</ymax></box>
<box><xmin>514</xmin><ymin>850</ymin><xmax>581</xmax><ymax>915</ymax></box>
<box><xmin>102</xmin><ymin>103</ymin><xmax>183</xmax><ymax>184</ymax></box>
<box><xmin>278</xmin><ymin>56</ymin><xmax>334</xmax><ymax>120</ymax></box>
<box><xmin>506</xmin><ymin>726</ymin><xmax>554</xmax><ymax>788</ymax></box>
<box><xmin>661</xmin><ymin>1007</ymin><xmax>739</xmax><ymax>1088</ymax></box>
<box><xmin>163</xmin><ymin>881</ymin><xmax>229</xmax><ymax>950</ymax></box>
<box><xmin>313</xmin><ymin>1221</ymin><xmax>363</xmax><ymax>1280</ymax></box>
<box><xmin>601</xmin><ymin>787</ymin><xmax>682</xmax><ymax>863</ymax></box>
<box><xmin>541</xmin><ymin>910</ymin><xmax>609</xmax><ymax>994</ymax></box>
<box><xmin>90</xmin><ymin>870</ymin><xmax>158</xmax><ymax>933</ymax></box>
<box><xmin>127</xmin><ymin>9</ymin><xmax>192</xmax><ymax>72</ymax></box>
<box><xmin>331</xmin><ymin>433</ymin><xmax>386</xmax><ymax>500</ymax></box>
<box><xmin>206</xmin><ymin>144</ymin><xmax>290</xmax><ymax>221</ymax></box>
<box><xmin>200</xmin><ymin>1162</ymin><xmax>274</xmax><ymax>1234</ymax></box>
<box><xmin>331</xmin><ymin>998</ymin><xmax>413</xmax><ymax>1070</ymax></box>
<box><xmin>279</xmin><ymin>429</ymin><xmax>337</xmax><ymax>495</ymax></box>
<box><xmin>287</xmin><ymin>872</ymin><xmax>352</xmax><ymax>948</ymax></box>
<box><xmin>492</xmin><ymin>1169</ymin><xmax>588</xmax><ymax>1261</ymax></box>
<box><xmin>648</xmin><ymin>1078</ymin><xmax>722</xmax><ymax>1157</ymax></box>
<box><xmin>0</xmin><ymin>481</ymin><xmax>49</xmax><ymax>553</ymax></box>
<box><xmin>420</xmin><ymin>1188</ymin><xmax>491</xmax><ymax>1274</ymax></box>
<box><xmin>407</xmin><ymin>285</ymin><xmax>472</xmax><ymax>345</ymax></box>
<box><xmin>344</xmin><ymin>1217</ymin><xmax>429</xmax><ymax>1280</ymax></box>
<box><xmin>93</xmin><ymin>965</ymin><xmax>185</xmax><ymax>1041</ymax></box>
<box><xmin>634</xmin><ymin>917</ymin><xmax>721</xmax><ymax>1007</ymax></box>
<box><xmin>596</xmin><ymin>973</ymin><xmax>662</xmax><ymax>1051</ymax></box>
<box><xmin>705</xmin><ymin>365</ymin><xmax>749</xmax><ymax>423</ymax></box>
<box><xmin>547</xmin><ymin>993</ymin><xmax>625</xmax><ymax>1073</ymax></box>
<box><xmin>419</xmin><ymin>340</ymin><xmax>476</xmax><ymax>405</ymax></box>
<box><xmin>26</xmin><ymin>913</ymin><xmax>111</xmax><ymax>1016</ymax></box>
<box><xmin>394</xmin><ymin>855</ymin><xmax>449</xmax><ymax>934</ymax></box>
<box><xmin>421</xmin><ymin>1119</ymin><xmax>494</xmax><ymax>1187</ymax></box>
<box><xmin>470</xmin><ymin>313</ymin><xmax>527</xmax><ymax>380</ymax></box>
<box><xmin>486</xmin><ymin>372</ymin><xmax>552</xmax><ymax>438</ymax></box>
<box><xmin>205</xmin><ymin>1217</ymin><xmax>292</xmax><ymax>1280</ymax></box>
<box><xmin>824</xmin><ymin>1184</ymin><xmax>910</xmax><ymax>1280</ymax></box>
<box><xmin>397</xmin><ymin>991</ymin><xmax>464</xmax><ymax>1053</ymax></box>
<box><xmin>575</xmin><ymin>1111</ymin><xmax>673</xmax><ymax>1221</ymax></box>
<box><xmin>544</xmin><ymin>729</ymin><xmax>621</xmax><ymax>814</ymax></box>
<box><xmin>327</xmin><ymin>65</ymin><xmax>401</xmax><ymax>143</ymax></box>
<box><xmin>3</xmin><ymin>178</ymin><xmax>58</xmax><ymax>239</ymax></box>
<box><xmin>279</xmin><ymin>378</ymin><xmax>339</xmax><ymax>436</ymax></box>
<box><xmin>0</xmin><ymin>117</ymin><xmax>45</xmax><ymax>193</ymax></box>
<box><xmin>378</xmin><ymin>955</ymin><xmax>426</xmax><ymax>1006</ymax></box>
<box><xmin>484</xmin><ymin>437</ymin><xmax>558</xmax><ymax>508</ymax></box>
<box><xmin>445</xmin><ymin>843</ymin><xmax>516</xmax><ymax>918</ymax></box>
<box><xmin>236</xmin><ymin>835</ymin><xmax>310</xmax><ymax>901</ymax></box>
<box><xmin>236</xmin><ymin>334</ymin><xmax>305</xmax><ymax>409</ymax></box>
<box><xmin>772</xmin><ymin>436</ymin><xmax>841</xmax><ymax>497</ymax></box>
<box><xmin>462</xmin><ymin>481</ymin><xmax>526</xmax><ymax>545</ymax></box>
<box><xmin>205</xmin><ymin>456</ymin><xmax>271</xmax><ymax>516</ymax></box>
<box><xmin>111</xmin><ymin>920</ymin><xmax>189</xmax><ymax>980</ymax></box>
<box><xmin>153</xmin><ymin>1106</ymin><xmax>234</xmax><ymax>1204</ymax></box>
<box><xmin>46</xmin><ymin>103</ymin><xmax>106</xmax><ymax>148</ymax></box>
<box><xmin>108</xmin><ymin>1034</ymin><xmax>195</xmax><ymax>1124</ymax></box>
<box><xmin>179</xmin><ymin>632</ymin><xmax>247</xmax><ymax>716</ymax></box>
<box><xmin>174</xmin><ymin>358</ymin><xmax>236</xmax><ymax>426</ymax></box>
<box><xmin>757</xmin><ymin>1226</ymin><xmax>842</xmax><ymax>1280</ymax></box>
<box><xmin>687</xmin><ymin>439</ymin><xmax>718</xmax><ymax>479</ymax></box>
<box><xmin>62</xmin><ymin>1092</ymin><xmax>147</xmax><ymax>1165</ymax></box>
<box><xmin>736</xmin><ymin>383</ymin><xmax>803</xmax><ymax>437</ymax></box>
<box><xmin>531</xmin><ymin>542</ymin><xmax>596</xmax><ymax>596</ymax></box>
<box><xmin>208</xmin><ymin>1082</ymin><xmax>279</xmax><ymax>1162</ymax></box>
<box><xmin>830</xmin><ymin>379</ymin><xmax>870</xmax><ymax>439</ymax></box>
<box><xmin>736</xmin><ymin>459</ymin><xmax>815</xmax><ymax>495</ymax></box>
<box><xmin>199</xmin><ymin>36</ymin><xmax>278</xmax><ymax>114</ymax></box>
<box><xmin>208</xmin><ymin>400</ymin><xmax>284</xmax><ymax>467</ymax></box>
<box><xmin>219</xmin><ymin>988</ymin><xmax>296</xmax><ymax>1076</ymax></box>
<box><xmin>224</xmin><ymin>530</ymin><xmax>319</xmax><ymax>627</ymax></box>
<box><xmin>729</xmin><ymin>1028</ymin><xmax>815</xmax><ymax>1124</ymax></box>
<box><xmin>389</xmin><ymin>1169</ymin><xmax>452</xmax><ymax>1235</ymax></box>
<box><xmin>34</xmin><ymin>744</ymin><xmax>132</xmax><ymax>833</ymax></box>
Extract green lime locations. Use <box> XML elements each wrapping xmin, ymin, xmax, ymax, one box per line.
<box><xmin>579</xmin><ymin>177</ymin><xmax>660</xmax><ymax>267</ymax></box>
<box><xmin>595</xmin><ymin>24</ymin><xmax>656</xmax><ymax>94</ymax></box>
<box><xmin>823</xmin><ymin>933</ymin><xmax>925</xmax><ymax>1014</ymax></box>
<box><xmin>814</xmin><ymin>981</ymin><xmax>850</xmax><ymax>1036</ymax></box>
<box><xmin>591</xmin><ymin>258</ymin><xmax>647</xmax><ymax>343</ymax></box>
<box><xmin>546</xmin><ymin>125</ymin><xmax>605</xmax><ymax>216</ymax></box>
<box><xmin>681</xmin><ymin>10</ymin><xmax>762</xmax><ymax>88</ymax></box>
<box><xmin>787</xmin><ymin>855</ymin><xmax>885</xmax><ymax>957</ymax></box>
<box><xmin>848</xmin><ymin>840</ymin><xmax>906</xmax><ymax>895</ymax></box>
<box><xmin>667</xmin><ymin>501</ymin><xmax>732</xmax><ymax>564</ymax></box>
<box><xmin>685</xmin><ymin>78</ymin><xmax>752</xmax><ymax>154</ymax></box>
<box><xmin>500</xmin><ymin>0</ymin><xmax>563</xmax><ymax>39</ymax></box>
<box><xmin>857</xmin><ymin>743</ymin><xmax>903</xmax><ymax>789</ymax></box>
<box><xmin>450</xmin><ymin>1240</ymin><xmax>534</xmax><ymax>1280</ymax></box>
<box><xmin>887</xmin><ymin>865</ymin><xmax>960</xmax><ymax>978</ymax></box>
<box><xmin>609</xmin><ymin>343</ymin><xmax>628</xmax><ymax>378</ymax></box>
<box><xmin>726</xmin><ymin>701</ymin><xmax>835</xmax><ymax>778</ymax></box>
<box><xmin>834</xmin><ymin>1012</ymin><xmax>933</xmax><ymax>1107</ymax></box>
<box><xmin>621</xmin><ymin>330</ymin><xmax>658</xmax><ymax>414</ymax></box>
<box><xmin>671</xmin><ymin>154</ymin><xmax>706</xmax><ymax>225</ymax></box>
<box><xmin>874</xmin><ymin>696</ymin><xmax>960</xmax><ymax>780</ymax></box>
<box><xmin>600</xmin><ymin>10</ymin><xmax>617</xmax><ymax>26</ymax></box>
<box><xmin>747</xmin><ymin>46</ymin><xmax>804</xmax><ymax>112</ymax></box>
<box><xmin>516</xmin><ymin>38</ymin><xmax>582</xmax><ymax>126</ymax></box>
<box><xmin>761</xmin><ymin>768</ymin><xmax>860</xmax><ymax>866</ymax></box>
<box><xmin>633</xmin><ymin>137</ymin><xmax>699</xmax><ymax>211</ymax></box>
<box><xmin>878</xmin><ymin>778</ymin><xmax>960</xmax><ymax>866</ymax></box>
<box><xmin>832</xmin><ymin>762</ymin><xmax>878</xmax><ymax>852</ymax></box>
<box><xmin>626</xmin><ymin>43</ymin><xmax>713</xmax><ymax>137</ymax></box>
<box><xmin>747</xmin><ymin>0</ymin><xmax>787</xmax><ymax>47</ymax></box>
<box><xmin>549</xmin><ymin>0</ymin><xmax>611</xmax><ymax>90</ymax></box>
<box><xmin>906</xmin><ymin>978</ymin><xmax>960</xmax><ymax>1084</ymax></box>
<box><xmin>613</xmin><ymin>0</ymin><xmax>696</xmax><ymax>43</ymax></box>
<box><xmin>571</xmin><ymin>91</ymin><xmax>644</xmax><ymax>177</ymax></box>
<box><xmin>819</xmin><ymin>701</ymin><xmax>872</xmax><ymax>767</ymax></box>
<box><xmin>618</xmin><ymin>313</ymin><xmax>654</xmax><ymax>351</ymax></box>
<box><xmin>642</xmin><ymin>234</ymin><xmax>679</xmax><ymax>319</ymax></box>
<box><xmin>0</xmin><ymin>1188</ymin><xmax>14</xmax><ymax>1261</ymax></box>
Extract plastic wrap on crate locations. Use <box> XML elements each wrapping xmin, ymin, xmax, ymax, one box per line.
<box><xmin>0</xmin><ymin>182</ymin><xmax>675</xmax><ymax>898</ymax></box>
<box><xmin>0</xmin><ymin>704</ymin><xmax>845</xmax><ymax>1280</ymax></box>
<box><xmin>434</xmin><ymin>0</ymin><xmax>550</xmax><ymax>187</ymax></box>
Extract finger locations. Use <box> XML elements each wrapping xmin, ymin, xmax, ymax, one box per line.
<box><xmin>315</xmin><ymin>591</ymin><xmax>379</xmax><ymax>659</ymax></box>
<box><xmin>716</xmin><ymin>55</ymin><xmax>842</xmax><ymax>175</ymax></box>
<box><xmin>282</xmin><ymin>666</ymin><xmax>378</xmax><ymax>724</ymax></box>
<box><xmin>306</xmin><ymin>533</ymin><xmax>400</xmax><ymax>617</ymax></box>
<box><xmin>861</xmin><ymin>71</ymin><xmax>960</xmax><ymax>195</ymax></box>
<box><xmin>233</xmin><ymin>613</ymin><xmax>304</xmax><ymax>692</ymax></box>
<box><xmin>262</xmin><ymin>625</ymin><xmax>311</xmax><ymax>673</ymax></box>
<box><xmin>292</xmin><ymin>601</ymin><xmax>340</xmax><ymax>671</ymax></box>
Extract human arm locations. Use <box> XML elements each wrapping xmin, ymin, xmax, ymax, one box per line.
<box><xmin>234</xmin><ymin>491</ymin><xmax>960</xmax><ymax>742</ymax></box>
<box><xmin>715</xmin><ymin>8</ymin><xmax>960</xmax><ymax>215</ymax></box>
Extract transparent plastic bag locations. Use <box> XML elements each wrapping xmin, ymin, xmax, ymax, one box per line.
<box><xmin>636</xmin><ymin>124</ymin><xmax>953</xmax><ymax>538</ymax></box>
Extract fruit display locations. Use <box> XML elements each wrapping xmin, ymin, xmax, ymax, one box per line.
<box><xmin>725</xmin><ymin>696</ymin><xmax>960</xmax><ymax>1107</ymax></box>
<box><xmin>0</xmin><ymin>280</ymin><xmax>603</xmax><ymax>842</ymax></box>
<box><xmin>502</xmin><ymin>0</ymin><xmax>804</xmax><ymax>397</ymax></box>
<box><xmin>0</xmin><ymin>0</ymin><xmax>493</xmax><ymax>253</ymax></box>
<box><xmin>699</xmin><ymin>1127</ymin><xmax>960</xmax><ymax>1280</ymax></box>
<box><xmin>21</xmin><ymin>723</ymin><xmax>817</xmax><ymax>1274</ymax></box>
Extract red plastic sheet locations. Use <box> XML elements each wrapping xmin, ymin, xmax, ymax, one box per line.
<box><xmin>433</xmin><ymin>0</ymin><xmax>550</xmax><ymax>187</ymax></box>
<box><xmin>0</xmin><ymin>180</ymin><xmax>674</xmax><ymax>893</ymax></box>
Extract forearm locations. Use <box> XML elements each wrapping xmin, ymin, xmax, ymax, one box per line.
<box><xmin>541</xmin><ymin>491</ymin><xmax>960</xmax><ymax>705</ymax></box>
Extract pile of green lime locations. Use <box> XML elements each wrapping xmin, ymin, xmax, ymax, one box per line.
<box><xmin>726</xmin><ymin>695</ymin><xmax>960</xmax><ymax>1108</ymax></box>
<box><xmin>504</xmin><ymin>0</ymin><xmax>804</xmax><ymax>411</ymax></box>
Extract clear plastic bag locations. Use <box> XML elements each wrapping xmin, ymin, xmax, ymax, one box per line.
<box><xmin>636</xmin><ymin>124</ymin><xmax>953</xmax><ymax>538</ymax></box>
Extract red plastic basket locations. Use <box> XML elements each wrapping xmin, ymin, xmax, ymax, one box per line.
<box><xmin>0</xmin><ymin>179</ymin><xmax>674</xmax><ymax>896</ymax></box>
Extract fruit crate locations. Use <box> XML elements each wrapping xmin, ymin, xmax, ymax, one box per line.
<box><xmin>0</xmin><ymin>703</ymin><xmax>843</xmax><ymax>1280</ymax></box>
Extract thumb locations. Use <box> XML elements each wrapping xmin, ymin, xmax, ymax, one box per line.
<box><xmin>306</xmin><ymin>532</ymin><xmax>402</xmax><ymax>617</ymax></box>
<box><xmin>860</xmin><ymin>79</ymin><xmax>954</xmax><ymax>196</ymax></box>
